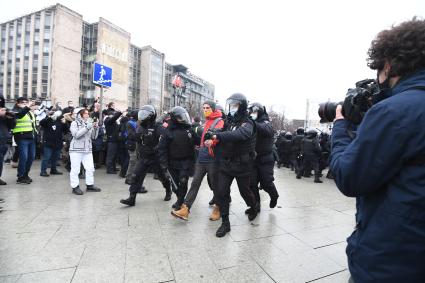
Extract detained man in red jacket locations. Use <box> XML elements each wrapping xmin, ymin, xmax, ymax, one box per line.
<box><xmin>172</xmin><ymin>101</ymin><xmax>224</xmax><ymax>221</ymax></box>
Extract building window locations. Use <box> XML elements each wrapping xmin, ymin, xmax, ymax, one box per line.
<box><xmin>25</xmin><ymin>19</ymin><xmax>31</xmax><ymax>32</ymax></box>
<box><xmin>44</xmin><ymin>12</ymin><xmax>52</xmax><ymax>27</ymax></box>
<box><xmin>34</xmin><ymin>14</ymin><xmax>40</xmax><ymax>29</ymax></box>
<box><xmin>43</xmin><ymin>29</ymin><xmax>50</xmax><ymax>40</ymax></box>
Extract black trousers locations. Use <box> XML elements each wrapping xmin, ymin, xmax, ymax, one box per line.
<box><xmin>106</xmin><ymin>141</ymin><xmax>118</xmax><ymax>172</ymax></box>
<box><xmin>216</xmin><ymin>168</ymin><xmax>256</xmax><ymax>217</ymax></box>
<box><xmin>129</xmin><ymin>157</ymin><xmax>169</xmax><ymax>194</ymax></box>
<box><xmin>250</xmin><ymin>160</ymin><xmax>278</xmax><ymax>203</ymax></box>
<box><xmin>297</xmin><ymin>155</ymin><xmax>320</xmax><ymax>178</ymax></box>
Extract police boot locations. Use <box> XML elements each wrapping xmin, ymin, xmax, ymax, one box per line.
<box><xmin>245</xmin><ymin>202</ymin><xmax>261</xmax><ymax>215</ymax></box>
<box><xmin>138</xmin><ymin>186</ymin><xmax>148</xmax><ymax>194</ymax></box>
<box><xmin>171</xmin><ymin>204</ymin><xmax>189</xmax><ymax>221</ymax></box>
<box><xmin>164</xmin><ymin>187</ymin><xmax>172</xmax><ymax>201</ymax></box>
<box><xmin>216</xmin><ymin>216</ymin><xmax>231</xmax><ymax>238</ymax></box>
<box><xmin>314</xmin><ymin>177</ymin><xmax>323</xmax><ymax>183</ymax></box>
<box><xmin>120</xmin><ymin>193</ymin><xmax>137</xmax><ymax>206</ymax></box>
<box><xmin>266</xmin><ymin>184</ymin><xmax>279</xmax><ymax>208</ymax></box>
<box><xmin>209</xmin><ymin>205</ymin><xmax>221</xmax><ymax>221</ymax></box>
<box><xmin>246</xmin><ymin>202</ymin><xmax>260</xmax><ymax>221</ymax></box>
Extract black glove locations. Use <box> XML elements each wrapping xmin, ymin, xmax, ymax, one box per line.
<box><xmin>204</xmin><ymin>130</ymin><xmax>214</xmax><ymax>140</ymax></box>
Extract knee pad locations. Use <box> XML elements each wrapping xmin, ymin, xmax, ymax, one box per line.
<box><xmin>179</xmin><ymin>176</ymin><xmax>188</xmax><ymax>185</ymax></box>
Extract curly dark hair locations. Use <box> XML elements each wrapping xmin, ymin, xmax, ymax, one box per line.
<box><xmin>367</xmin><ymin>17</ymin><xmax>425</xmax><ymax>77</ymax></box>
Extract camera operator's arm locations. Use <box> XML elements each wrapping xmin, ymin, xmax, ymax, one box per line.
<box><xmin>330</xmin><ymin>104</ymin><xmax>406</xmax><ymax>197</ymax></box>
<box><xmin>104</xmin><ymin>111</ymin><xmax>122</xmax><ymax>125</ymax></box>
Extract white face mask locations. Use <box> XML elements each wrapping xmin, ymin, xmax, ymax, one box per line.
<box><xmin>250</xmin><ymin>113</ymin><xmax>258</xmax><ymax>120</ymax></box>
<box><xmin>229</xmin><ymin>106</ymin><xmax>238</xmax><ymax>116</ymax></box>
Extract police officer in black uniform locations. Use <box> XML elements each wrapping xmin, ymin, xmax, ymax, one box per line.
<box><xmin>248</xmin><ymin>102</ymin><xmax>279</xmax><ymax>211</ymax></box>
<box><xmin>120</xmin><ymin>105</ymin><xmax>172</xmax><ymax>206</ymax></box>
<box><xmin>210</xmin><ymin>93</ymin><xmax>259</xmax><ymax>238</ymax></box>
<box><xmin>297</xmin><ymin>129</ymin><xmax>323</xmax><ymax>183</ymax></box>
<box><xmin>291</xmin><ymin>127</ymin><xmax>304</xmax><ymax>176</ymax></box>
<box><xmin>158</xmin><ymin>106</ymin><xmax>196</xmax><ymax>210</ymax></box>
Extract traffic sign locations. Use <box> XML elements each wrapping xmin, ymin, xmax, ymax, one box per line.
<box><xmin>93</xmin><ymin>63</ymin><xmax>112</xmax><ymax>87</ymax></box>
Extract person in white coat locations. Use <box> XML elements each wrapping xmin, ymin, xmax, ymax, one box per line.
<box><xmin>69</xmin><ymin>108</ymin><xmax>101</xmax><ymax>195</ymax></box>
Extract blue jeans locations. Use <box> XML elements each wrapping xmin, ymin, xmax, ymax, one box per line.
<box><xmin>17</xmin><ymin>139</ymin><xmax>36</xmax><ymax>178</ymax></box>
<box><xmin>0</xmin><ymin>144</ymin><xmax>8</xmax><ymax>177</ymax></box>
<box><xmin>41</xmin><ymin>145</ymin><xmax>61</xmax><ymax>174</ymax></box>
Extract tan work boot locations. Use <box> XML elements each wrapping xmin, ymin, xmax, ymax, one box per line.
<box><xmin>209</xmin><ymin>205</ymin><xmax>221</xmax><ymax>221</ymax></box>
<box><xmin>171</xmin><ymin>204</ymin><xmax>189</xmax><ymax>221</ymax></box>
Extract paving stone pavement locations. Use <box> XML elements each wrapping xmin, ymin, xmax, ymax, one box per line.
<box><xmin>0</xmin><ymin>161</ymin><xmax>355</xmax><ymax>283</ymax></box>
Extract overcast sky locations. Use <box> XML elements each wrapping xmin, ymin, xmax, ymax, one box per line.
<box><xmin>1</xmin><ymin>0</ymin><xmax>424</xmax><ymax>119</ymax></box>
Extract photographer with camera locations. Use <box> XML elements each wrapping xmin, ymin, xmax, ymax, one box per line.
<box><xmin>39</xmin><ymin>109</ymin><xmax>68</xmax><ymax>177</ymax></box>
<box><xmin>326</xmin><ymin>19</ymin><xmax>425</xmax><ymax>282</ymax></box>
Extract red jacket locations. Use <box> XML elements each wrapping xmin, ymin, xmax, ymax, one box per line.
<box><xmin>200</xmin><ymin>110</ymin><xmax>224</xmax><ymax>146</ymax></box>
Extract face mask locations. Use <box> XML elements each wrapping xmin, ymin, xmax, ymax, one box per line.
<box><xmin>250</xmin><ymin>113</ymin><xmax>258</xmax><ymax>120</ymax></box>
<box><xmin>229</xmin><ymin>106</ymin><xmax>238</xmax><ymax>116</ymax></box>
<box><xmin>203</xmin><ymin>109</ymin><xmax>212</xmax><ymax>118</ymax></box>
<box><xmin>373</xmin><ymin>72</ymin><xmax>392</xmax><ymax>104</ymax></box>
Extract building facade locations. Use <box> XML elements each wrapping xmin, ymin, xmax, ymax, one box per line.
<box><xmin>139</xmin><ymin>45</ymin><xmax>165</xmax><ymax>112</ymax></box>
<box><xmin>0</xmin><ymin>4</ymin><xmax>83</xmax><ymax>106</ymax></box>
<box><xmin>0</xmin><ymin>3</ymin><xmax>213</xmax><ymax>114</ymax></box>
<box><xmin>164</xmin><ymin>64</ymin><xmax>215</xmax><ymax>118</ymax></box>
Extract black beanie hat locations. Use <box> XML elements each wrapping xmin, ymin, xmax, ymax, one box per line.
<box><xmin>203</xmin><ymin>100</ymin><xmax>216</xmax><ymax>111</ymax></box>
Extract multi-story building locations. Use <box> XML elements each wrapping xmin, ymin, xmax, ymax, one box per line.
<box><xmin>139</xmin><ymin>45</ymin><xmax>165</xmax><ymax>112</ymax></box>
<box><xmin>0</xmin><ymin>3</ymin><xmax>213</xmax><ymax>113</ymax></box>
<box><xmin>164</xmin><ymin>64</ymin><xmax>215</xmax><ymax>118</ymax></box>
<box><xmin>0</xmin><ymin>4</ymin><xmax>83</xmax><ymax>106</ymax></box>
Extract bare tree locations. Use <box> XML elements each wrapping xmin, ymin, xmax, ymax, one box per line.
<box><xmin>268</xmin><ymin>110</ymin><xmax>289</xmax><ymax>131</ymax></box>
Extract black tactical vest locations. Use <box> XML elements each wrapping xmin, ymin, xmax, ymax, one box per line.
<box><xmin>169</xmin><ymin>127</ymin><xmax>195</xmax><ymax>160</ymax></box>
<box><xmin>221</xmin><ymin>119</ymin><xmax>257</xmax><ymax>159</ymax></box>
<box><xmin>256</xmin><ymin>130</ymin><xmax>274</xmax><ymax>155</ymax></box>
<box><xmin>138</xmin><ymin>124</ymin><xmax>159</xmax><ymax>157</ymax></box>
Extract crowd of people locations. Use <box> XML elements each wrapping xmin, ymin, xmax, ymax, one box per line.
<box><xmin>0</xmin><ymin>92</ymin><xmax>333</xmax><ymax>236</ymax></box>
<box><xmin>2</xmin><ymin>17</ymin><xmax>425</xmax><ymax>283</ymax></box>
<box><xmin>275</xmin><ymin>127</ymin><xmax>332</xmax><ymax>183</ymax></box>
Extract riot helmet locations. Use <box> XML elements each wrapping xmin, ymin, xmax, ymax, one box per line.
<box><xmin>296</xmin><ymin>127</ymin><xmax>305</xmax><ymax>135</ymax></box>
<box><xmin>169</xmin><ymin>106</ymin><xmax>191</xmax><ymax>125</ymax></box>
<box><xmin>138</xmin><ymin>105</ymin><xmax>156</xmax><ymax>123</ymax></box>
<box><xmin>248</xmin><ymin>102</ymin><xmax>265</xmax><ymax>121</ymax></box>
<box><xmin>305</xmin><ymin>129</ymin><xmax>318</xmax><ymax>139</ymax></box>
<box><xmin>225</xmin><ymin>93</ymin><xmax>248</xmax><ymax>117</ymax></box>
<box><xmin>285</xmin><ymin>132</ymin><xmax>293</xmax><ymax>139</ymax></box>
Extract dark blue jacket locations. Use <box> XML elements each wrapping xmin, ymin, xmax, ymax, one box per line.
<box><xmin>330</xmin><ymin>69</ymin><xmax>425</xmax><ymax>283</ymax></box>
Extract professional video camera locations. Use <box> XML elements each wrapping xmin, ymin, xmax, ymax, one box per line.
<box><xmin>318</xmin><ymin>79</ymin><xmax>380</xmax><ymax>125</ymax></box>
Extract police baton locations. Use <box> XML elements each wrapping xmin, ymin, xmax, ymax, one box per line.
<box><xmin>166</xmin><ymin>169</ymin><xmax>178</xmax><ymax>193</ymax></box>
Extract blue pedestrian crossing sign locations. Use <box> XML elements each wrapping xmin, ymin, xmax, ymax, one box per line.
<box><xmin>93</xmin><ymin>63</ymin><xmax>112</xmax><ymax>87</ymax></box>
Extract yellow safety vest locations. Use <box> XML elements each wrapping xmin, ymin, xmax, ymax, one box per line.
<box><xmin>12</xmin><ymin>112</ymin><xmax>37</xmax><ymax>134</ymax></box>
